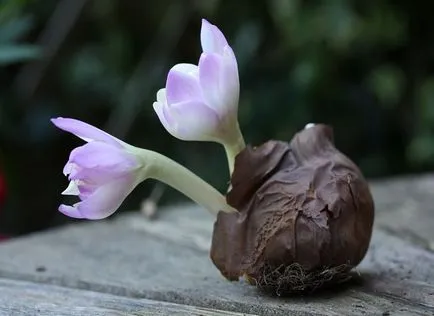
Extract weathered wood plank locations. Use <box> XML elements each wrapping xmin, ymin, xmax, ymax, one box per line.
<box><xmin>370</xmin><ymin>174</ymin><xmax>434</xmax><ymax>249</ymax></box>
<box><xmin>0</xmin><ymin>278</ymin><xmax>255</xmax><ymax>316</ymax></box>
<box><xmin>0</xmin><ymin>202</ymin><xmax>433</xmax><ymax>315</ymax></box>
<box><xmin>0</xmin><ymin>175</ymin><xmax>434</xmax><ymax>315</ymax></box>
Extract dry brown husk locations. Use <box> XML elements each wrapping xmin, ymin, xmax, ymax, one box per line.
<box><xmin>210</xmin><ymin>124</ymin><xmax>375</xmax><ymax>295</ymax></box>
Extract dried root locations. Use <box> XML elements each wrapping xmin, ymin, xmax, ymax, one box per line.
<box><xmin>248</xmin><ymin>263</ymin><xmax>355</xmax><ymax>296</ymax></box>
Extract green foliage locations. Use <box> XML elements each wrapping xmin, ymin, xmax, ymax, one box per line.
<box><xmin>0</xmin><ymin>44</ymin><xmax>40</xmax><ymax>65</ymax></box>
<box><xmin>0</xmin><ymin>6</ymin><xmax>40</xmax><ymax>65</ymax></box>
<box><xmin>367</xmin><ymin>65</ymin><xmax>405</xmax><ymax>107</ymax></box>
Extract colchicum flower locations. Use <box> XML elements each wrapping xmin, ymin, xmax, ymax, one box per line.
<box><xmin>153</xmin><ymin>19</ymin><xmax>245</xmax><ymax>174</ymax></box>
<box><xmin>52</xmin><ymin>117</ymin><xmax>235</xmax><ymax>220</ymax></box>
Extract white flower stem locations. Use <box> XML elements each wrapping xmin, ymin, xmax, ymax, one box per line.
<box><xmin>134</xmin><ymin>148</ymin><xmax>236</xmax><ymax>215</ymax></box>
<box><xmin>223</xmin><ymin>122</ymin><xmax>246</xmax><ymax>175</ymax></box>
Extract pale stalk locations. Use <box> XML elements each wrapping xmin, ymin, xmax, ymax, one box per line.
<box><xmin>223</xmin><ymin>122</ymin><xmax>245</xmax><ymax>175</ymax></box>
<box><xmin>132</xmin><ymin>147</ymin><xmax>236</xmax><ymax>215</ymax></box>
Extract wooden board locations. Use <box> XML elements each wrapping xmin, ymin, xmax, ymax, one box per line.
<box><xmin>0</xmin><ymin>174</ymin><xmax>433</xmax><ymax>315</ymax></box>
<box><xmin>0</xmin><ymin>211</ymin><xmax>433</xmax><ymax>315</ymax></box>
<box><xmin>0</xmin><ymin>278</ymin><xmax>255</xmax><ymax>316</ymax></box>
<box><xmin>370</xmin><ymin>174</ymin><xmax>434</xmax><ymax>250</ymax></box>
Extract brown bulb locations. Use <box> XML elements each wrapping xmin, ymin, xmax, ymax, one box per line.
<box><xmin>210</xmin><ymin>124</ymin><xmax>375</xmax><ymax>295</ymax></box>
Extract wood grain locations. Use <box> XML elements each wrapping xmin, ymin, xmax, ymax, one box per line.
<box><xmin>0</xmin><ymin>278</ymin><xmax>255</xmax><ymax>316</ymax></box>
<box><xmin>0</xmin><ymin>208</ymin><xmax>433</xmax><ymax>315</ymax></box>
<box><xmin>370</xmin><ymin>174</ymin><xmax>434</xmax><ymax>250</ymax></box>
<box><xmin>0</xmin><ymin>175</ymin><xmax>433</xmax><ymax>315</ymax></box>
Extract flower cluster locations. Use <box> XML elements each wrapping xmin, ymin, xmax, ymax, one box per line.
<box><xmin>53</xmin><ymin>19</ymin><xmax>242</xmax><ymax>220</ymax></box>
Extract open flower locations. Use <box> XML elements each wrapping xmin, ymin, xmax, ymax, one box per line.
<box><xmin>153</xmin><ymin>19</ymin><xmax>245</xmax><ymax>173</ymax></box>
<box><xmin>52</xmin><ymin>118</ymin><xmax>143</xmax><ymax>219</ymax></box>
<box><xmin>52</xmin><ymin>117</ymin><xmax>235</xmax><ymax>220</ymax></box>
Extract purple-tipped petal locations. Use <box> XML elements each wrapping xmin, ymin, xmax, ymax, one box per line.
<box><xmin>166</xmin><ymin>67</ymin><xmax>202</xmax><ymax>105</ymax></box>
<box><xmin>59</xmin><ymin>204</ymin><xmax>85</xmax><ymax>219</ymax></box>
<box><xmin>198</xmin><ymin>49</ymin><xmax>239</xmax><ymax>116</ymax></box>
<box><xmin>67</xmin><ymin>147</ymin><xmax>138</xmax><ymax>186</ymax></box>
<box><xmin>199</xmin><ymin>53</ymin><xmax>224</xmax><ymax>112</ymax></box>
<box><xmin>63</xmin><ymin>162</ymin><xmax>74</xmax><ymax>176</ymax></box>
<box><xmin>69</xmin><ymin>142</ymin><xmax>138</xmax><ymax>173</ymax></box>
<box><xmin>221</xmin><ymin>46</ymin><xmax>240</xmax><ymax>110</ymax></box>
<box><xmin>71</xmin><ymin>176</ymin><xmax>136</xmax><ymax>220</ymax></box>
<box><xmin>77</xmin><ymin>182</ymin><xmax>98</xmax><ymax>200</ymax></box>
<box><xmin>51</xmin><ymin>118</ymin><xmax>123</xmax><ymax>148</ymax></box>
<box><xmin>200</xmin><ymin>19</ymin><xmax>228</xmax><ymax>54</ymax></box>
<box><xmin>168</xmin><ymin>100</ymin><xmax>220</xmax><ymax>141</ymax></box>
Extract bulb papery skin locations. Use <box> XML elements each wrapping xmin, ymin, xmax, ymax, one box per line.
<box><xmin>153</xmin><ymin>19</ymin><xmax>245</xmax><ymax>174</ymax></box>
<box><xmin>51</xmin><ymin>117</ymin><xmax>236</xmax><ymax>220</ymax></box>
<box><xmin>210</xmin><ymin>124</ymin><xmax>375</xmax><ymax>295</ymax></box>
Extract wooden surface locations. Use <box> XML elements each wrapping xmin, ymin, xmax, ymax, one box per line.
<box><xmin>370</xmin><ymin>174</ymin><xmax>434</xmax><ymax>250</ymax></box>
<box><xmin>0</xmin><ymin>278</ymin><xmax>256</xmax><ymax>316</ymax></box>
<box><xmin>0</xmin><ymin>174</ymin><xmax>434</xmax><ymax>315</ymax></box>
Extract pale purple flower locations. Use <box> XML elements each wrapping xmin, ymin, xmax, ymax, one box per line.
<box><xmin>51</xmin><ymin>118</ymin><xmax>143</xmax><ymax>220</ymax></box>
<box><xmin>153</xmin><ymin>19</ymin><xmax>240</xmax><ymax>144</ymax></box>
<box><xmin>52</xmin><ymin>117</ymin><xmax>236</xmax><ymax>219</ymax></box>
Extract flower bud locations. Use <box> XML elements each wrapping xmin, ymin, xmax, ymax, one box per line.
<box><xmin>153</xmin><ymin>19</ymin><xmax>244</xmax><ymax>174</ymax></box>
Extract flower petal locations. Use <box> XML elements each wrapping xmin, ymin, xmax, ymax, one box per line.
<box><xmin>62</xmin><ymin>181</ymin><xmax>80</xmax><ymax>195</ymax></box>
<box><xmin>51</xmin><ymin>118</ymin><xmax>123</xmax><ymax>148</ymax></box>
<box><xmin>63</xmin><ymin>162</ymin><xmax>74</xmax><ymax>176</ymax></box>
<box><xmin>59</xmin><ymin>204</ymin><xmax>85</xmax><ymax>219</ymax></box>
<box><xmin>168</xmin><ymin>100</ymin><xmax>220</xmax><ymax>141</ymax></box>
<box><xmin>222</xmin><ymin>46</ymin><xmax>240</xmax><ymax>108</ymax></box>
<box><xmin>154</xmin><ymin>89</ymin><xmax>177</xmax><ymax>132</ymax></box>
<box><xmin>199</xmin><ymin>50</ymin><xmax>239</xmax><ymax>116</ymax></box>
<box><xmin>77</xmin><ymin>181</ymin><xmax>98</xmax><ymax>199</ymax></box>
<box><xmin>200</xmin><ymin>19</ymin><xmax>228</xmax><ymax>54</ymax></box>
<box><xmin>153</xmin><ymin>100</ymin><xmax>176</xmax><ymax>136</ymax></box>
<box><xmin>199</xmin><ymin>53</ymin><xmax>224</xmax><ymax>111</ymax></box>
<box><xmin>62</xmin><ymin>176</ymin><xmax>137</xmax><ymax>220</ymax></box>
<box><xmin>156</xmin><ymin>88</ymin><xmax>167</xmax><ymax>103</ymax></box>
<box><xmin>171</xmin><ymin>63</ymin><xmax>198</xmax><ymax>76</ymax></box>
<box><xmin>68</xmin><ymin>142</ymin><xmax>139</xmax><ymax>182</ymax></box>
<box><xmin>166</xmin><ymin>67</ymin><xmax>202</xmax><ymax>105</ymax></box>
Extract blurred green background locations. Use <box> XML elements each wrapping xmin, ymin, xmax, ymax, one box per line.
<box><xmin>0</xmin><ymin>0</ymin><xmax>433</xmax><ymax>236</ymax></box>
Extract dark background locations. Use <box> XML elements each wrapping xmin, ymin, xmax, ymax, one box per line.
<box><xmin>1</xmin><ymin>0</ymin><xmax>434</xmax><ymax>236</ymax></box>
